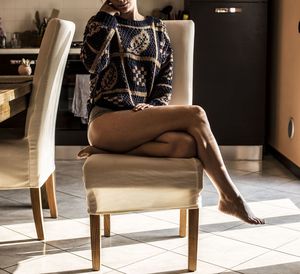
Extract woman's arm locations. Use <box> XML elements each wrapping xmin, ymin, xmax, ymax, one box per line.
<box><xmin>147</xmin><ymin>27</ymin><xmax>173</xmax><ymax>106</ymax></box>
<box><xmin>80</xmin><ymin>1</ymin><xmax>119</xmax><ymax>74</ymax></box>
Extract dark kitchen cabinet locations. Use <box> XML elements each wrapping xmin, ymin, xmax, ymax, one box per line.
<box><xmin>185</xmin><ymin>0</ymin><xmax>268</xmax><ymax>145</ymax></box>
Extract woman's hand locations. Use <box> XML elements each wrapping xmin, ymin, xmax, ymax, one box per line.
<box><xmin>132</xmin><ymin>103</ymin><xmax>153</xmax><ymax>112</ymax></box>
<box><xmin>100</xmin><ymin>1</ymin><xmax>120</xmax><ymax>16</ymax></box>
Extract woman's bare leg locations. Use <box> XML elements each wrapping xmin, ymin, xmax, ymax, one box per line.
<box><xmin>128</xmin><ymin>131</ymin><xmax>197</xmax><ymax>157</ymax></box>
<box><xmin>78</xmin><ymin>131</ymin><xmax>196</xmax><ymax>158</ymax></box>
<box><xmin>88</xmin><ymin>105</ymin><xmax>264</xmax><ymax>224</ymax></box>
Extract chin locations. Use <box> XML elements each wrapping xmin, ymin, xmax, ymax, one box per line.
<box><xmin>117</xmin><ymin>2</ymin><xmax>134</xmax><ymax>14</ymax></box>
<box><xmin>119</xmin><ymin>7</ymin><xmax>132</xmax><ymax>14</ymax></box>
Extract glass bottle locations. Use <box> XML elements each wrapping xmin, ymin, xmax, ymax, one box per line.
<box><xmin>0</xmin><ymin>17</ymin><xmax>6</xmax><ymax>48</ymax></box>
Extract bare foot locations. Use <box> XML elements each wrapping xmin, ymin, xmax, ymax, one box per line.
<box><xmin>77</xmin><ymin>146</ymin><xmax>110</xmax><ymax>159</ymax></box>
<box><xmin>218</xmin><ymin>196</ymin><xmax>265</xmax><ymax>225</ymax></box>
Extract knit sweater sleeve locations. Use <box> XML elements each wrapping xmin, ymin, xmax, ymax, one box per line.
<box><xmin>147</xmin><ymin>26</ymin><xmax>173</xmax><ymax>106</ymax></box>
<box><xmin>80</xmin><ymin>12</ymin><xmax>117</xmax><ymax>74</ymax></box>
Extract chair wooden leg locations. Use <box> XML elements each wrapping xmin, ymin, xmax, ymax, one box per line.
<box><xmin>179</xmin><ymin>209</ymin><xmax>187</xmax><ymax>237</ymax></box>
<box><xmin>188</xmin><ymin>208</ymin><xmax>199</xmax><ymax>272</ymax></box>
<box><xmin>104</xmin><ymin>214</ymin><xmax>111</xmax><ymax>237</ymax></box>
<box><xmin>44</xmin><ymin>173</ymin><xmax>58</xmax><ymax>218</ymax></box>
<box><xmin>90</xmin><ymin>215</ymin><xmax>101</xmax><ymax>271</ymax></box>
<box><xmin>30</xmin><ymin>188</ymin><xmax>45</xmax><ymax>240</ymax></box>
<box><xmin>41</xmin><ymin>184</ymin><xmax>49</xmax><ymax>209</ymax></box>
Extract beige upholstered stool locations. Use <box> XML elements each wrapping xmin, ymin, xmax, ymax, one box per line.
<box><xmin>83</xmin><ymin>155</ymin><xmax>203</xmax><ymax>271</ymax></box>
<box><xmin>82</xmin><ymin>20</ymin><xmax>203</xmax><ymax>271</ymax></box>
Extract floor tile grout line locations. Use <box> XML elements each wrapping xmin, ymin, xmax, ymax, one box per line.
<box><xmin>2</xmin><ymin>224</ymin><xmax>107</xmax><ymax>270</ymax></box>
<box><xmin>139</xmin><ymin>212</ymin><xmax>180</xmax><ymax>226</ymax></box>
<box><xmin>45</xmin><ymin>237</ymin><xmax>91</xmax><ymax>253</ymax></box>
<box><xmin>225</xmin><ymin>267</ymin><xmax>245</xmax><ymax>273</ymax></box>
<box><xmin>257</xmin><ymin>199</ymin><xmax>300</xmax><ymax>210</ymax></box>
<box><xmin>111</xmin><ymin>231</ymin><xmax>176</xmax><ymax>254</ymax></box>
<box><xmin>65</xmin><ymin>232</ymin><xmax>169</xmax><ymax>271</ymax></box>
<box><xmin>247</xmin><ymin>183</ymin><xmax>300</xmax><ymax>195</ymax></box>
<box><xmin>0</xmin><ymin>187</ymin><xmax>86</xmax><ymax>206</ymax></box>
<box><xmin>235</xmin><ymin>180</ymin><xmax>300</xmax><ymax>195</ymax></box>
<box><xmin>201</xmin><ymin>230</ymin><xmax>275</xmax><ymax>252</ymax></box>
<box><xmin>232</xmin><ymin>171</ymin><xmax>258</xmax><ymax>177</ymax></box>
<box><xmin>115</xmin><ymin>249</ymin><xmax>170</xmax><ymax>272</ymax></box>
<box><xmin>53</xmin><ymin>213</ymin><xmax>90</xmax><ymax>225</ymax></box>
<box><xmin>229</xmin><ymin>248</ymin><xmax>273</xmax><ymax>271</ymax></box>
<box><xmin>56</xmin><ymin>189</ymin><xmax>87</xmax><ymax>200</ymax></box>
<box><xmin>228</xmin><ymin>237</ymin><xmax>300</xmax><ymax>272</ymax></box>
<box><xmin>2</xmin><ymin>243</ymin><xmax>119</xmax><ymax>274</ymax></box>
<box><xmin>232</xmin><ymin>169</ymin><xmax>296</xmax><ymax>179</ymax></box>
<box><xmin>165</xmin><ymin>237</ymin><xmax>254</xmax><ymax>272</ymax></box>
<box><xmin>272</xmin><ymin>223</ymin><xmax>300</xmax><ymax>233</ymax></box>
<box><xmin>272</xmin><ymin>236</ymin><xmax>300</xmax><ymax>258</ymax></box>
<box><xmin>271</xmin><ymin>248</ymin><xmax>300</xmax><ymax>259</ymax></box>
<box><xmin>199</xmin><ymin>221</ymin><xmax>245</xmax><ymax>234</ymax></box>
<box><xmin>2</xmin><ymin>245</ymin><xmax>56</xmax><ymax>271</ymax></box>
<box><xmin>107</xmin><ymin>269</ymin><xmax>127</xmax><ymax>274</ymax></box>
<box><xmin>246</xmin><ymin>197</ymin><xmax>300</xmax><ymax>209</ymax></box>
<box><xmin>1</xmin><ymin>268</ymin><xmax>11</xmax><ymax>274</ymax></box>
<box><xmin>200</xmin><ymin>213</ymin><xmax>300</xmax><ymax>235</ymax></box>
<box><xmin>209</xmin><ymin>227</ymin><xmax>300</xmax><ymax>255</ymax></box>
<box><xmin>169</xmin><ymin>246</ymin><xmax>245</xmax><ymax>273</ymax></box>
<box><xmin>0</xmin><ymin>194</ymin><xmax>30</xmax><ymax>206</ymax></box>
<box><xmin>1</xmin><ymin>224</ymin><xmax>36</xmax><ymax>241</ymax></box>
<box><xmin>68</xmin><ymin>243</ymin><xmax>166</xmax><ymax>273</ymax></box>
<box><xmin>202</xmin><ymin>188</ymin><xmax>218</xmax><ymax>194</ymax></box>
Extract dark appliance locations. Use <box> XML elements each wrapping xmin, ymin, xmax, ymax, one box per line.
<box><xmin>185</xmin><ymin>0</ymin><xmax>268</xmax><ymax>145</ymax></box>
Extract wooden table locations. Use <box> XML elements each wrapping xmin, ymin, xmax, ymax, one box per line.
<box><xmin>0</xmin><ymin>76</ymin><xmax>33</xmax><ymax>123</ymax></box>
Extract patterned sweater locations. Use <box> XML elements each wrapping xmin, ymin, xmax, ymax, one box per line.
<box><xmin>80</xmin><ymin>12</ymin><xmax>173</xmax><ymax>111</ymax></box>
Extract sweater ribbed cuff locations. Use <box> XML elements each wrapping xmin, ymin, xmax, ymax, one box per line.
<box><xmin>95</xmin><ymin>11</ymin><xmax>117</xmax><ymax>28</ymax></box>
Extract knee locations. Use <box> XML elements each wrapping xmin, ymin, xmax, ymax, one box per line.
<box><xmin>190</xmin><ymin>105</ymin><xmax>207</xmax><ymax>119</ymax></box>
<box><xmin>88</xmin><ymin>123</ymin><xmax>110</xmax><ymax>150</ymax></box>
<box><xmin>169</xmin><ymin>133</ymin><xmax>197</xmax><ymax>158</ymax></box>
<box><xmin>187</xmin><ymin>105</ymin><xmax>210</xmax><ymax>129</ymax></box>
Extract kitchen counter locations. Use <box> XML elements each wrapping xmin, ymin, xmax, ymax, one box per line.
<box><xmin>0</xmin><ymin>48</ymin><xmax>80</xmax><ymax>54</ymax></box>
<box><xmin>0</xmin><ymin>47</ymin><xmax>88</xmax><ymax>146</ymax></box>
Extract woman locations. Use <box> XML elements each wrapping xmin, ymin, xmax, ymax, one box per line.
<box><xmin>80</xmin><ymin>0</ymin><xmax>265</xmax><ymax>225</ymax></box>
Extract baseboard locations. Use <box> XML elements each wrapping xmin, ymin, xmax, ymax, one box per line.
<box><xmin>220</xmin><ymin>145</ymin><xmax>263</xmax><ymax>161</ymax></box>
<box><xmin>267</xmin><ymin>145</ymin><xmax>300</xmax><ymax>178</ymax></box>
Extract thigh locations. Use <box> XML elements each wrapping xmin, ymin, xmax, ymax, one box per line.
<box><xmin>88</xmin><ymin>105</ymin><xmax>194</xmax><ymax>152</ymax></box>
<box><xmin>127</xmin><ymin>131</ymin><xmax>197</xmax><ymax>158</ymax></box>
<box><xmin>154</xmin><ymin>131</ymin><xmax>197</xmax><ymax>158</ymax></box>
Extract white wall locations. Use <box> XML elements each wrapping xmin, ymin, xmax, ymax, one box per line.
<box><xmin>138</xmin><ymin>0</ymin><xmax>184</xmax><ymax>16</ymax></box>
<box><xmin>1</xmin><ymin>0</ymin><xmax>184</xmax><ymax>41</ymax></box>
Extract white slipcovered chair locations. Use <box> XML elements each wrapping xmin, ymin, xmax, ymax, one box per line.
<box><xmin>0</xmin><ymin>19</ymin><xmax>75</xmax><ymax>240</ymax></box>
<box><xmin>82</xmin><ymin>20</ymin><xmax>203</xmax><ymax>271</ymax></box>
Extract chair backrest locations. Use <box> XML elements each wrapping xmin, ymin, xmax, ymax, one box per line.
<box><xmin>25</xmin><ymin>18</ymin><xmax>75</xmax><ymax>185</ymax></box>
<box><xmin>164</xmin><ymin>20</ymin><xmax>195</xmax><ymax>105</ymax></box>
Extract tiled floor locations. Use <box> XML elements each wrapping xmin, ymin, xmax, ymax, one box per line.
<box><xmin>1</xmin><ymin>154</ymin><xmax>300</xmax><ymax>274</ymax></box>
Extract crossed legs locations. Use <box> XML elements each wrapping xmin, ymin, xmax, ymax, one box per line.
<box><xmin>87</xmin><ymin>105</ymin><xmax>264</xmax><ymax>224</ymax></box>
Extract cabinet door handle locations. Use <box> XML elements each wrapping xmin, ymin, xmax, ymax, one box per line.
<box><xmin>214</xmin><ymin>7</ymin><xmax>242</xmax><ymax>14</ymax></box>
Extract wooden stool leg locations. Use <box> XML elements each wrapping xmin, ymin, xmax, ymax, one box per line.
<box><xmin>179</xmin><ymin>209</ymin><xmax>187</xmax><ymax>237</ymax></box>
<box><xmin>90</xmin><ymin>215</ymin><xmax>101</xmax><ymax>271</ymax></box>
<box><xmin>188</xmin><ymin>208</ymin><xmax>199</xmax><ymax>272</ymax></box>
<box><xmin>45</xmin><ymin>173</ymin><xmax>58</xmax><ymax>218</ymax></box>
<box><xmin>104</xmin><ymin>214</ymin><xmax>111</xmax><ymax>237</ymax></box>
<box><xmin>30</xmin><ymin>188</ymin><xmax>45</xmax><ymax>240</ymax></box>
<box><xmin>41</xmin><ymin>184</ymin><xmax>49</xmax><ymax>209</ymax></box>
